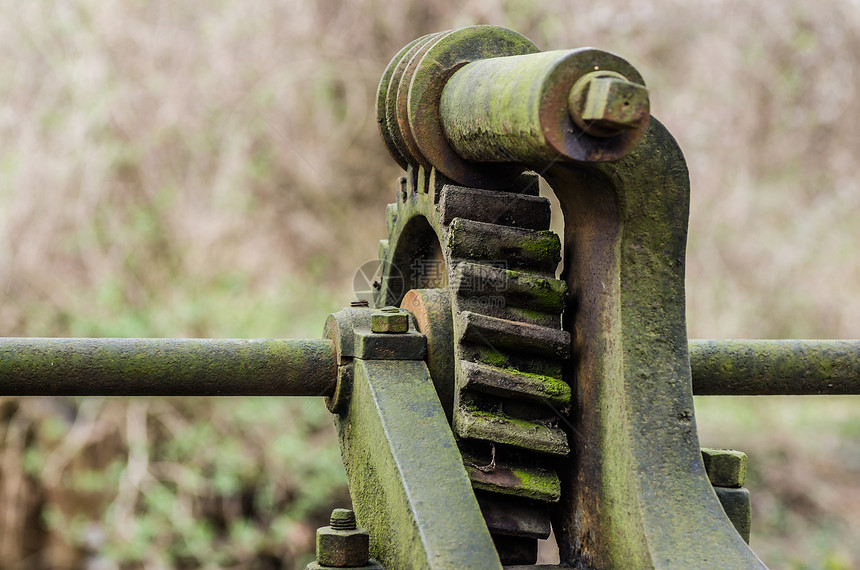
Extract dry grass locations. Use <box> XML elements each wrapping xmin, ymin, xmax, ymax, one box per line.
<box><xmin>0</xmin><ymin>0</ymin><xmax>858</xmax><ymax>568</ymax></box>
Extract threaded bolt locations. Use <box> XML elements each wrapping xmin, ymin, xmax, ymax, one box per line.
<box><xmin>315</xmin><ymin>508</ymin><xmax>369</xmax><ymax>567</ymax></box>
<box><xmin>330</xmin><ymin>508</ymin><xmax>357</xmax><ymax>530</ymax></box>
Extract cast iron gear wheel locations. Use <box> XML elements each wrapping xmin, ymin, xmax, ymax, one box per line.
<box><xmin>375</xmin><ymin>167</ymin><xmax>571</xmax><ymax>565</ymax></box>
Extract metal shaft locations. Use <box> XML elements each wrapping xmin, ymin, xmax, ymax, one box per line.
<box><xmin>690</xmin><ymin>339</ymin><xmax>860</xmax><ymax>396</ymax></box>
<box><xmin>0</xmin><ymin>338</ymin><xmax>336</xmax><ymax>397</ymax></box>
<box><xmin>439</xmin><ymin>49</ymin><xmax>649</xmax><ymax>167</ymax></box>
<box><xmin>3</xmin><ymin>337</ymin><xmax>856</xmax><ymax>397</ymax></box>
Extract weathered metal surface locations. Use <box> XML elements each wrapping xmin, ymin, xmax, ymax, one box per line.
<box><xmin>0</xmin><ymin>338</ymin><xmax>336</xmax><ymax>396</ymax></box>
<box><xmin>446</xmin><ymin>219</ymin><xmax>561</xmax><ymax>272</ymax></box>
<box><xmin>10</xmin><ymin>24</ymin><xmax>851</xmax><ymax>568</ymax></box>
<box><xmin>701</xmin><ymin>448</ymin><xmax>748</xmax><ymax>488</ymax></box>
<box><xmin>439</xmin><ymin>48</ymin><xmax>648</xmax><ymax>178</ymax></box>
<box><xmin>462</xmin><ymin>449</ymin><xmax>561</xmax><ymax>502</ymax></box>
<box><xmin>475</xmin><ymin>491</ymin><xmax>551</xmax><ymax>539</ymax></box>
<box><xmin>456</xmin><ymin>395</ymin><xmax>570</xmax><ymax>456</ymax></box>
<box><xmin>438</xmin><ymin>184</ymin><xmax>550</xmax><ymax>229</ymax></box>
<box><xmin>403</xmin><ymin>26</ymin><xmax>538</xmax><ymax>186</ymax></box>
<box><xmin>336</xmin><ymin>359</ymin><xmax>501</xmax><ymax>569</ymax></box>
<box><xmin>569</xmin><ymin>71</ymin><xmax>650</xmax><ymax>137</ymax></box>
<box><xmin>394</xmin><ymin>32</ymin><xmax>450</xmax><ymax>174</ymax></box>
<box><xmin>315</xmin><ymin>509</ymin><xmax>370</xmax><ymax>568</ymax></box>
<box><xmin>380</xmin><ymin>32</ymin><xmax>445</xmax><ymax>171</ymax></box>
<box><xmin>451</xmin><ymin>261</ymin><xmax>567</xmax><ymax>316</ymax></box>
<box><xmin>457</xmin><ymin>311</ymin><xmax>570</xmax><ymax>360</ymax></box>
<box><xmin>323</xmin><ymin>307</ymin><xmax>425</xmax><ymax>417</ymax></box>
<box><xmin>542</xmin><ymin>119</ymin><xmax>766</xmax><ymax>568</ymax></box>
<box><xmin>377</xmin><ymin>26</ymin><xmax>652</xmax><ymax>190</ymax></box>
<box><xmin>714</xmin><ymin>487</ymin><xmax>752</xmax><ymax>544</ymax></box>
<box><xmin>327</xmin><ymin>307</ymin><xmax>499</xmax><ymax>567</ymax></box>
<box><xmin>375</xmin><ymin>36</ymin><xmax>423</xmax><ymax>170</ymax></box>
<box><xmin>375</xmin><ymin>157</ymin><xmax>569</xmax><ymax>563</ymax></box>
<box><xmin>325</xmin><ymin>307</ymin><xmax>425</xmax><ymax>363</ymax></box>
<box><xmin>400</xmin><ymin>289</ymin><xmax>455</xmax><ymax>422</ymax></box>
<box><xmin>459</xmin><ymin>360</ymin><xmax>570</xmax><ymax>407</ymax></box>
<box><xmin>370</xmin><ymin>307</ymin><xmax>409</xmax><ymax>334</ymax></box>
<box><xmin>376</xmin><ymin>26</ymin><xmax>537</xmax><ymax>189</ymax></box>
<box><xmin>690</xmin><ymin>339</ymin><xmax>860</xmax><ymax>395</ymax></box>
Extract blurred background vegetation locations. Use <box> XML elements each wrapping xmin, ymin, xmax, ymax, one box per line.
<box><xmin>0</xmin><ymin>1</ymin><xmax>858</xmax><ymax>568</ymax></box>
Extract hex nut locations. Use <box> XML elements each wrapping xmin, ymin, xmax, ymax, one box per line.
<box><xmin>371</xmin><ymin>311</ymin><xmax>408</xmax><ymax>333</ymax></box>
<box><xmin>316</xmin><ymin>526</ymin><xmax>370</xmax><ymax>567</ymax></box>
<box><xmin>583</xmin><ymin>77</ymin><xmax>648</xmax><ymax>121</ymax></box>
<box><xmin>569</xmin><ymin>70</ymin><xmax>649</xmax><ymax>137</ymax></box>
<box><xmin>701</xmin><ymin>448</ymin><xmax>748</xmax><ymax>488</ymax></box>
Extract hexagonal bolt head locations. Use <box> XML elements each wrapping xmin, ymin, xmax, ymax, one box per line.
<box><xmin>316</xmin><ymin>524</ymin><xmax>370</xmax><ymax>567</ymax></box>
<box><xmin>569</xmin><ymin>71</ymin><xmax>649</xmax><ymax>137</ymax></box>
<box><xmin>371</xmin><ymin>309</ymin><xmax>408</xmax><ymax>333</ymax></box>
<box><xmin>701</xmin><ymin>448</ymin><xmax>748</xmax><ymax>488</ymax></box>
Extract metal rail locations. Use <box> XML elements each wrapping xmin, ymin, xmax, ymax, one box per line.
<box><xmin>690</xmin><ymin>339</ymin><xmax>860</xmax><ymax>396</ymax></box>
<box><xmin>0</xmin><ymin>338</ymin><xmax>336</xmax><ymax>396</ymax></box>
<box><xmin>1</xmin><ymin>337</ymin><xmax>857</xmax><ymax>397</ymax></box>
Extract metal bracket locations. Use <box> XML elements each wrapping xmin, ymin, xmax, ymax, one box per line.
<box><xmin>329</xmin><ymin>307</ymin><xmax>501</xmax><ymax>569</ymax></box>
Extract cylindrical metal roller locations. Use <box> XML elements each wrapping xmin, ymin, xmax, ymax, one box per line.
<box><xmin>690</xmin><ymin>339</ymin><xmax>860</xmax><ymax>395</ymax></box>
<box><xmin>0</xmin><ymin>338</ymin><xmax>337</xmax><ymax>396</ymax></box>
<box><xmin>441</xmin><ymin>49</ymin><xmax>648</xmax><ymax>167</ymax></box>
<box><xmin>376</xmin><ymin>26</ymin><xmax>650</xmax><ymax>189</ymax></box>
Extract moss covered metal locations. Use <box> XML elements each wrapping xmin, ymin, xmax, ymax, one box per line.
<box><xmin>372</xmin><ymin>25</ymin><xmax>772</xmax><ymax>567</ymax></box>
<box><xmin>439</xmin><ymin>48</ymin><xmax>648</xmax><ymax>173</ymax></box>
<box><xmin>376</xmin><ymin>26</ymin><xmax>539</xmax><ymax>189</ymax></box>
<box><xmin>690</xmin><ymin>339</ymin><xmax>860</xmax><ymax>395</ymax></box>
<box><xmin>541</xmin><ymin>119</ymin><xmax>767</xmax><ymax>568</ymax></box>
<box><xmin>701</xmin><ymin>448</ymin><xmax>748</xmax><ymax>488</ymax></box>
<box><xmin>375</xmin><ymin>160</ymin><xmax>570</xmax><ymax>564</ymax></box>
<box><xmin>0</xmin><ymin>337</ymin><xmax>336</xmax><ymax>396</ymax></box>
<box><xmin>336</xmin><ymin>358</ymin><xmax>501</xmax><ymax>569</ymax></box>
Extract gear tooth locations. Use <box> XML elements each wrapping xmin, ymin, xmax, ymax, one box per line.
<box><xmin>469</xmin><ymin>462</ymin><xmax>561</xmax><ymax>504</ymax></box>
<box><xmin>380</xmin><ymin>174</ymin><xmax>570</xmax><ymax>558</ymax></box>
<box><xmin>460</xmin><ymin>360</ymin><xmax>570</xmax><ymax>407</ymax></box>
<box><xmin>396</xmin><ymin>176</ymin><xmax>408</xmax><ymax>201</ymax></box>
<box><xmin>386</xmin><ymin>203</ymin><xmax>398</xmax><ymax>235</ymax></box>
<box><xmin>447</xmin><ymin>218</ymin><xmax>561</xmax><ymax>274</ymax></box>
<box><xmin>475</xmin><ymin>492</ymin><xmax>553</xmax><ymax>536</ymax></box>
<box><xmin>451</xmin><ymin>262</ymin><xmax>567</xmax><ymax>313</ymax></box>
<box><xmin>457</xmin><ymin>311</ymin><xmax>571</xmax><ymax>360</ymax></box>
<box><xmin>462</xmin><ymin>345</ymin><xmax>563</xmax><ymax>378</ymax></box>
<box><xmin>378</xmin><ymin>239</ymin><xmax>389</xmax><ymax>261</ymax></box>
<box><xmin>510</xmin><ymin>172</ymin><xmax>541</xmax><ymax>196</ymax></box>
<box><xmin>439</xmin><ymin>185</ymin><xmax>551</xmax><ymax>229</ymax></box>
<box><xmin>454</xmin><ymin>402</ymin><xmax>570</xmax><ymax>456</ymax></box>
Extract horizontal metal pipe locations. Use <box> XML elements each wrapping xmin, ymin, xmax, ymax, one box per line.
<box><xmin>0</xmin><ymin>338</ymin><xmax>337</xmax><ymax>397</ymax></box>
<box><xmin>690</xmin><ymin>339</ymin><xmax>860</xmax><ymax>396</ymax></box>
<box><xmin>3</xmin><ymin>338</ymin><xmax>856</xmax><ymax>397</ymax></box>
